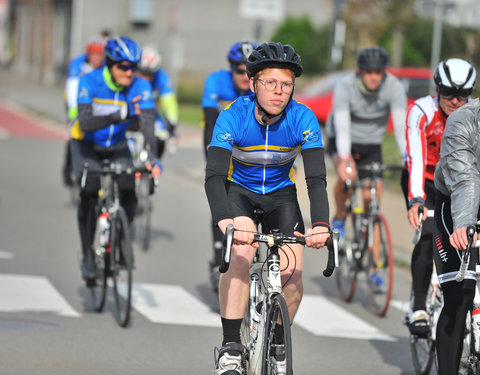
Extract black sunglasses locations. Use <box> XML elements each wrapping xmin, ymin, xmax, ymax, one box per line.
<box><xmin>116</xmin><ymin>63</ymin><xmax>137</xmax><ymax>72</ymax></box>
<box><xmin>234</xmin><ymin>68</ymin><xmax>247</xmax><ymax>75</ymax></box>
<box><xmin>439</xmin><ymin>86</ymin><xmax>471</xmax><ymax>100</ymax></box>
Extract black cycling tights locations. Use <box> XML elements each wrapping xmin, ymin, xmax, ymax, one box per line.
<box><xmin>436</xmin><ymin>279</ymin><xmax>475</xmax><ymax>375</ymax></box>
<box><xmin>411</xmin><ymin>232</ymin><xmax>433</xmax><ymax>311</ymax></box>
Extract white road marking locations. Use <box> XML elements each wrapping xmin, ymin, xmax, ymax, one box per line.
<box><xmin>0</xmin><ymin>274</ymin><xmax>80</xmax><ymax>317</ymax></box>
<box><xmin>0</xmin><ymin>251</ymin><xmax>14</xmax><ymax>259</ymax></box>
<box><xmin>294</xmin><ymin>295</ymin><xmax>396</xmax><ymax>341</ymax></box>
<box><xmin>128</xmin><ymin>283</ymin><xmax>221</xmax><ymax>327</ymax></box>
<box><xmin>390</xmin><ymin>299</ymin><xmax>410</xmax><ymax>314</ymax></box>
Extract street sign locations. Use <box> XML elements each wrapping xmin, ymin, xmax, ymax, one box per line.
<box><xmin>239</xmin><ymin>0</ymin><xmax>286</xmax><ymax>21</ymax></box>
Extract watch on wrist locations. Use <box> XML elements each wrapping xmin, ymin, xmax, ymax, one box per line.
<box><xmin>410</xmin><ymin>197</ymin><xmax>425</xmax><ymax>206</ymax></box>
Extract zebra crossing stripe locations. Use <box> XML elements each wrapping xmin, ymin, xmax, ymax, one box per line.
<box><xmin>130</xmin><ymin>283</ymin><xmax>221</xmax><ymax>327</ymax></box>
<box><xmin>294</xmin><ymin>295</ymin><xmax>397</xmax><ymax>342</ymax></box>
<box><xmin>0</xmin><ymin>274</ymin><xmax>80</xmax><ymax>318</ymax></box>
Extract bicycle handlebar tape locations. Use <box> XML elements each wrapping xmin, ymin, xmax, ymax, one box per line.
<box><xmin>323</xmin><ymin>234</ymin><xmax>337</xmax><ymax>277</ymax></box>
<box><xmin>219</xmin><ymin>224</ymin><xmax>235</xmax><ymax>273</ymax></box>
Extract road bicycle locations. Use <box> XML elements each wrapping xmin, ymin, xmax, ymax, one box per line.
<box><xmin>81</xmin><ymin>160</ymin><xmax>149</xmax><ymax>327</ymax></box>
<box><xmin>335</xmin><ymin>162</ymin><xmax>402</xmax><ymax>317</ymax></box>
<box><xmin>220</xmin><ymin>214</ymin><xmax>338</xmax><ymax>375</ymax></box>
<box><xmin>403</xmin><ymin>206</ymin><xmax>442</xmax><ymax>375</ymax></box>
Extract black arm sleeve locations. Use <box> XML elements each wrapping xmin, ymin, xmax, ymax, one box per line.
<box><xmin>205</xmin><ymin>146</ymin><xmax>232</xmax><ymax>225</ymax></box>
<box><xmin>203</xmin><ymin>107</ymin><xmax>220</xmax><ymax>157</ymax></box>
<box><xmin>78</xmin><ymin>103</ymin><xmax>122</xmax><ymax>132</ymax></box>
<box><xmin>302</xmin><ymin>147</ymin><xmax>330</xmax><ymax>229</ymax></box>
<box><xmin>139</xmin><ymin>108</ymin><xmax>157</xmax><ymax>160</ymax></box>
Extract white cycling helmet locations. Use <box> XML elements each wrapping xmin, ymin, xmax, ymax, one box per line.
<box><xmin>434</xmin><ymin>58</ymin><xmax>476</xmax><ymax>91</ymax></box>
<box><xmin>138</xmin><ymin>46</ymin><xmax>162</xmax><ymax>74</ymax></box>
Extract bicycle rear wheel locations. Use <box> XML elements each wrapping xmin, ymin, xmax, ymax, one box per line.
<box><xmin>262</xmin><ymin>294</ymin><xmax>293</xmax><ymax>375</ymax></box>
<box><xmin>110</xmin><ymin>207</ymin><xmax>133</xmax><ymax>327</ymax></box>
<box><xmin>366</xmin><ymin>214</ymin><xmax>394</xmax><ymax>317</ymax></box>
<box><xmin>335</xmin><ymin>211</ymin><xmax>361</xmax><ymax>302</ymax></box>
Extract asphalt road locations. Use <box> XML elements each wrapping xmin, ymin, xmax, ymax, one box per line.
<box><xmin>0</xmin><ymin>100</ymin><xmax>424</xmax><ymax>375</ymax></box>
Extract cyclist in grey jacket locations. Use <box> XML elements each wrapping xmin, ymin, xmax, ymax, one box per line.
<box><xmin>327</xmin><ymin>46</ymin><xmax>407</xmax><ymax>291</ymax></box>
<box><xmin>434</xmin><ymin>97</ymin><xmax>480</xmax><ymax>374</ymax></box>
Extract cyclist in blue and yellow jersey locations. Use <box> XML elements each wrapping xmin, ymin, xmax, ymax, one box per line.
<box><xmin>62</xmin><ymin>35</ymin><xmax>107</xmax><ymax>187</ymax></box>
<box><xmin>203</xmin><ymin>40</ymin><xmax>257</xmax><ymax>293</ymax></box>
<box><xmin>137</xmin><ymin>46</ymin><xmax>179</xmax><ymax>160</ymax></box>
<box><xmin>70</xmin><ymin>36</ymin><xmax>161</xmax><ymax>283</ymax></box>
<box><xmin>205</xmin><ymin>42</ymin><xmax>331</xmax><ymax>375</ymax></box>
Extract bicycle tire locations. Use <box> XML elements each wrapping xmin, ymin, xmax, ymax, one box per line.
<box><xmin>335</xmin><ymin>211</ymin><xmax>360</xmax><ymax>302</ymax></box>
<box><xmin>459</xmin><ymin>314</ymin><xmax>480</xmax><ymax>375</ymax></box>
<box><xmin>366</xmin><ymin>214</ymin><xmax>394</xmax><ymax>317</ymax></box>
<box><xmin>409</xmin><ymin>334</ymin><xmax>434</xmax><ymax>375</ymax></box>
<box><xmin>88</xmin><ymin>217</ymin><xmax>108</xmax><ymax>312</ymax></box>
<box><xmin>110</xmin><ymin>207</ymin><xmax>133</xmax><ymax>328</ymax></box>
<box><xmin>261</xmin><ymin>294</ymin><xmax>293</xmax><ymax>375</ymax></box>
<box><xmin>134</xmin><ymin>175</ymin><xmax>152</xmax><ymax>251</ymax></box>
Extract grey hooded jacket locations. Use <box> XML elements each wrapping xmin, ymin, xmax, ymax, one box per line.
<box><xmin>434</xmin><ymin>98</ymin><xmax>480</xmax><ymax>230</ymax></box>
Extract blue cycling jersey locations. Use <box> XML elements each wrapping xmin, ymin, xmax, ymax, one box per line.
<box><xmin>202</xmin><ymin>69</ymin><xmax>251</xmax><ymax>110</ymax></box>
<box><xmin>70</xmin><ymin>67</ymin><xmax>155</xmax><ymax>147</ymax></box>
<box><xmin>150</xmin><ymin>69</ymin><xmax>174</xmax><ymax>99</ymax></box>
<box><xmin>209</xmin><ymin>94</ymin><xmax>324</xmax><ymax>195</ymax></box>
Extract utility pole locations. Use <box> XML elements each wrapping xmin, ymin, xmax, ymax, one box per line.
<box><xmin>429</xmin><ymin>0</ymin><xmax>454</xmax><ymax>94</ymax></box>
<box><xmin>328</xmin><ymin>0</ymin><xmax>346</xmax><ymax>71</ymax></box>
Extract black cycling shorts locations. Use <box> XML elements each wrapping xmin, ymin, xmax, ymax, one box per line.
<box><xmin>226</xmin><ymin>182</ymin><xmax>305</xmax><ymax>236</ymax></box>
<box><xmin>433</xmin><ymin>191</ymin><xmax>478</xmax><ymax>285</ymax></box>
<box><xmin>328</xmin><ymin>137</ymin><xmax>383</xmax><ymax>180</ymax></box>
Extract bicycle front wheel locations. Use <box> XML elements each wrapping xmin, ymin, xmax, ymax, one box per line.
<box><xmin>335</xmin><ymin>211</ymin><xmax>360</xmax><ymax>302</ymax></box>
<box><xmin>459</xmin><ymin>313</ymin><xmax>480</xmax><ymax>375</ymax></box>
<box><xmin>262</xmin><ymin>294</ymin><xmax>293</xmax><ymax>375</ymax></box>
<box><xmin>409</xmin><ymin>334</ymin><xmax>434</xmax><ymax>375</ymax></box>
<box><xmin>134</xmin><ymin>175</ymin><xmax>152</xmax><ymax>251</ymax></box>
<box><xmin>89</xmin><ymin>216</ymin><xmax>108</xmax><ymax>312</ymax></box>
<box><xmin>110</xmin><ymin>207</ymin><xmax>133</xmax><ymax>328</ymax></box>
<box><xmin>366</xmin><ymin>214</ymin><xmax>394</xmax><ymax>317</ymax></box>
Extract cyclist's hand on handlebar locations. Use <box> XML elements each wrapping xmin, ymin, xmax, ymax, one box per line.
<box><xmin>145</xmin><ymin>161</ymin><xmax>162</xmax><ymax>180</ymax></box>
<box><xmin>295</xmin><ymin>226</ymin><xmax>330</xmax><ymax>249</ymax></box>
<box><xmin>217</xmin><ymin>217</ymin><xmax>259</xmax><ymax>249</ymax></box>
<box><xmin>450</xmin><ymin>226</ymin><xmax>478</xmax><ymax>251</ymax></box>
<box><xmin>337</xmin><ymin>156</ymin><xmax>357</xmax><ymax>183</ymax></box>
<box><xmin>408</xmin><ymin>202</ymin><xmax>427</xmax><ymax>229</ymax></box>
<box><xmin>232</xmin><ymin>216</ymin><xmax>259</xmax><ymax>248</ymax></box>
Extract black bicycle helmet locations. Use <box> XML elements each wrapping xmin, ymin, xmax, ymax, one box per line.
<box><xmin>247</xmin><ymin>42</ymin><xmax>303</xmax><ymax>78</ymax></box>
<box><xmin>357</xmin><ymin>46</ymin><xmax>389</xmax><ymax>70</ymax></box>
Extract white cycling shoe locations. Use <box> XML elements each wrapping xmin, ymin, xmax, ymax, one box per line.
<box><xmin>215</xmin><ymin>342</ymin><xmax>245</xmax><ymax>375</ymax></box>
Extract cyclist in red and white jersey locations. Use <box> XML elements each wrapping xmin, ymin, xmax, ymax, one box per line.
<box><xmin>401</xmin><ymin>58</ymin><xmax>476</xmax><ymax>337</ymax></box>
